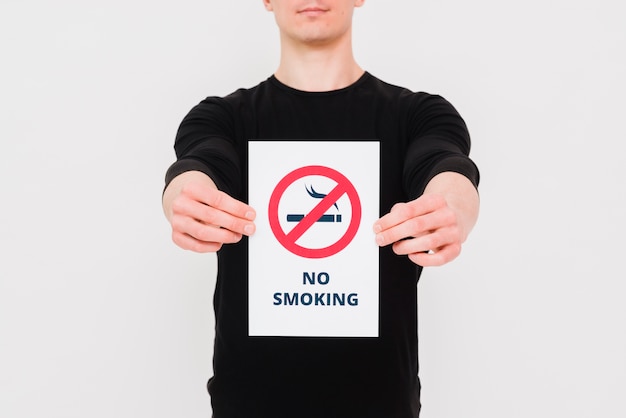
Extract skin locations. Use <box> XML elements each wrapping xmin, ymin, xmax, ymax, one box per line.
<box><xmin>163</xmin><ymin>0</ymin><xmax>480</xmax><ymax>266</ymax></box>
<box><xmin>373</xmin><ymin>172</ymin><xmax>479</xmax><ymax>267</ymax></box>
<box><xmin>263</xmin><ymin>0</ymin><xmax>365</xmax><ymax>91</ymax></box>
<box><xmin>163</xmin><ymin>171</ymin><xmax>256</xmax><ymax>253</ymax></box>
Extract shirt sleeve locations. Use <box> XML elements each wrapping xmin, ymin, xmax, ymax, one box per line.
<box><xmin>164</xmin><ymin>97</ymin><xmax>242</xmax><ymax>197</ymax></box>
<box><xmin>402</xmin><ymin>93</ymin><xmax>480</xmax><ymax>200</ymax></box>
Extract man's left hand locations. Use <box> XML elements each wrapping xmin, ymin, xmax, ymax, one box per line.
<box><xmin>373</xmin><ymin>172</ymin><xmax>479</xmax><ymax>267</ymax></box>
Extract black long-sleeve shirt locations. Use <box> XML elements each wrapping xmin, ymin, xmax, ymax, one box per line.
<box><xmin>165</xmin><ymin>72</ymin><xmax>479</xmax><ymax>418</ymax></box>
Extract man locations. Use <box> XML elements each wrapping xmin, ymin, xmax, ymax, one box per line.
<box><xmin>163</xmin><ymin>1</ymin><xmax>479</xmax><ymax>416</ymax></box>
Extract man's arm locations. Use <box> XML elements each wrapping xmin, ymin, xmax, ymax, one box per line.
<box><xmin>163</xmin><ymin>171</ymin><xmax>256</xmax><ymax>253</ymax></box>
<box><xmin>373</xmin><ymin>171</ymin><xmax>479</xmax><ymax>267</ymax></box>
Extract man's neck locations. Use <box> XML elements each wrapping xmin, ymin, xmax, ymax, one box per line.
<box><xmin>274</xmin><ymin>34</ymin><xmax>364</xmax><ymax>92</ymax></box>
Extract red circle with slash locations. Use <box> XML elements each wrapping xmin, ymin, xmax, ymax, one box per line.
<box><xmin>268</xmin><ymin>165</ymin><xmax>362</xmax><ymax>259</ymax></box>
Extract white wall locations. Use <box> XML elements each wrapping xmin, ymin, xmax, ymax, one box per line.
<box><xmin>1</xmin><ymin>1</ymin><xmax>624</xmax><ymax>417</ymax></box>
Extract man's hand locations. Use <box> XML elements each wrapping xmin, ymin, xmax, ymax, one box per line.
<box><xmin>163</xmin><ymin>171</ymin><xmax>256</xmax><ymax>253</ymax></box>
<box><xmin>373</xmin><ymin>172</ymin><xmax>479</xmax><ymax>267</ymax></box>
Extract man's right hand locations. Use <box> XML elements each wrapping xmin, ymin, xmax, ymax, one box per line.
<box><xmin>163</xmin><ymin>171</ymin><xmax>256</xmax><ymax>253</ymax></box>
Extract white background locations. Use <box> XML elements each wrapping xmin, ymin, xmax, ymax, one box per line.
<box><xmin>0</xmin><ymin>1</ymin><xmax>624</xmax><ymax>417</ymax></box>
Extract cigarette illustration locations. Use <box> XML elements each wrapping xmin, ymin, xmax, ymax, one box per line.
<box><xmin>286</xmin><ymin>214</ymin><xmax>342</xmax><ymax>223</ymax></box>
<box><xmin>286</xmin><ymin>184</ymin><xmax>342</xmax><ymax>223</ymax></box>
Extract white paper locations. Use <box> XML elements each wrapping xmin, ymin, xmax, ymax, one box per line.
<box><xmin>248</xmin><ymin>141</ymin><xmax>380</xmax><ymax>337</ymax></box>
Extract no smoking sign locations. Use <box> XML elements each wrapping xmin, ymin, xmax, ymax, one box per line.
<box><xmin>248</xmin><ymin>141</ymin><xmax>379</xmax><ymax>337</ymax></box>
<box><xmin>268</xmin><ymin>165</ymin><xmax>361</xmax><ymax>259</ymax></box>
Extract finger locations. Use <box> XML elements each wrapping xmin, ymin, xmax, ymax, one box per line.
<box><xmin>171</xmin><ymin>215</ymin><xmax>244</xmax><ymax>245</ymax></box>
<box><xmin>407</xmin><ymin>243</ymin><xmax>462</xmax><ymax>267</ymax></box>
<box><xmin>176</xmin><ymin>185</ymin><xmax>256</xmax><ymax>236</ymax></box>
<box><xmin>391</xmin><ymin>226</ymin><xmax>460</xmax><ymax>256</ymax></box>
<box><xmin>183</xmin><ymin>183</ymin><xmax>256</xmax><ymax>221</ymax></box>
<box><xmin>375</xmin><ymin>206</ymin><xmax>455</xmax><ymax>247</ymax></box>
<box><xmin>172</xmin><ymin>230</ymin><xmax>225</xmax><ymax>253</ymax></box>
<box><xmin>174</xmin><ymin>196</ymin><xmax>256</xmax><ymax>236</ymax></box>
<box><xmin>373</xmin><ymin>194</ymin><xmax>446</xmax><ymax>234</ymax></box>
<box><xmin>374</xmin><ymin>211</ymin><xmax>433</xmax><ymax>247</ymax></box>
